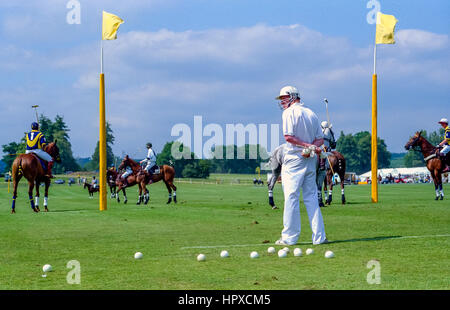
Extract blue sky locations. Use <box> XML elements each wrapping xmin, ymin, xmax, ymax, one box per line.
<box><xmin>0</xmin><ymin>0</ymin><xmax>449</xmax><ymax>158</ymax></box>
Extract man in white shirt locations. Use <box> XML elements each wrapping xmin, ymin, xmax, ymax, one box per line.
<box><xmin>140</xmin><ymin>143</ymin><xmax>157</xmax><ymax>175</ymax></box>
<box><xmin>275</xmin><ymin>86</ymin><xmax>328</xmax><ymax>246</ymax></box>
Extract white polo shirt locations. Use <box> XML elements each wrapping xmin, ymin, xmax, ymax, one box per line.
<box><xmin>282</xmin><ymin>102</ymin><xmax>323</xmax><ymax>155</ymax></box>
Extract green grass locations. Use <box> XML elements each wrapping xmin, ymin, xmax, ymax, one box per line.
<box><xmin>0</xmin><ymin>177</ymin><xmax>449</xmax><ymax>290</ymax></box>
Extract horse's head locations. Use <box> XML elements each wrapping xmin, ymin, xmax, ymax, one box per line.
<box><xmin>45</xmin><ymin>140</ymin><xmax>61</xmax><ymax>163</ymax></box>
<box><xmin>118</xmin><ymin>155</ymin><xmax>129</xmax><ymax>171</ymax></box>
<box><xmin>405</xmin><ymin>131</ymin><xmax>422</xmax><ymax>151</ymax></box>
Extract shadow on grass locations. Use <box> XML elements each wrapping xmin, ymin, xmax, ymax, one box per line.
<box><xmin>326</xmin><ymin>235</ymin><xmax>403</xmax><ymax>244</ymax></box>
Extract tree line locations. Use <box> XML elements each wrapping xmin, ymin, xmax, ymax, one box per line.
<box><xmin>1</xmin><ymin>115</ymin><xmax>446</xmax><ymax>177</ymax></box>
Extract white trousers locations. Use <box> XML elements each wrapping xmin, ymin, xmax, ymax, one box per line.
<box><xmin>145</xmin><ymin>161</ymin><xmax>156</xmax><ymax>172</ymax></box>
<box><xmin>281</xmin><ymin>152</ymin><xmax>327</xmax><ymax>245</ymax></box>
<box><xmin>26</xmin><ymin>149</ymin><xmax>52</xmax><ymax>162</ymax></box>
<box><xmin>441</xmin><ymin>144</ymin><xmax>450</xmax><ymax>155</ymax></box>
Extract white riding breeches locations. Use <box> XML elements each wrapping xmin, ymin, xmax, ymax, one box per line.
<box><xmin>26</xmin><ymin>149</ymin><xmax>52</xmax><ymax>162</ymax></box>
<box><xmin>145</xmin><ymin>161</ymin><xmax>156</xmax><ymax>172</ymax></box>
<box><xmin>441</xmin><ymin>144</ymin><xmax>450</xmax><ymax>155</ymax></box>
<box><xmin>281</xmin><ymin>152</ymin><xmax>327</xmax><ymax>245</ymax></box>
<box><xmin>122</xmin><ymin>170</ymin><xmax>132</xmax><ymax>179</ymax></box>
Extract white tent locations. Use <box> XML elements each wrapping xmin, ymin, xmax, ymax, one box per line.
<box><xmin>359</xmin><ymin>167</ymin><xmax>430</xmax><ymax>180</ymax></box>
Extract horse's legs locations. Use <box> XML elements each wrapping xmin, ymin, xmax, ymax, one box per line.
<box><xmin>431</xmin><ymin>172</ymin><xmax>440</xmax><ymax>200</ymax></box>
<box><xmin>44</xmin><ymin>179</ymin><xmax>50</xmax><ymax>211</ymax></box>
<box><xmin>122</xmin><ymin>188</ymin><xmax>127</xmax><ymax>204</ymax></box>
<box><xmin>436</xmin><ymin>171</ymin><xmax>444</xmax><ymax>200</ymax></box>
<box><xmin>27</xmin><ymin>180</ymin><xmax>37</xmax><ymax>212</ymax></box>
<box><xmin>325</xmin><ymin>173</ymin><xmax>333</xmax><ymax>205</ymax></box>
<box><xmin>35</xmin><ymin>180</ymin><xmax>41</xmax><ymax>212</ymax></box>
<box><xmin>340</xmin><ymin>172</ymin><xmax>346</xmax><ymax>204</ymax></box>
<box><xmin>170</xmin><ymin>182</ymin><xmax>177</xmax><ymax>203</ymax></box>
<box><xmin>164</xmin><ymin>181</ymin><xmax>173</xmax><ymax>204</ymax></box>
<box><xmin>11</xmin><ymin>176</ymin><xmax>21</xmax><ymax>214</ymax></box>
<box><xmin>137</xmin><ymin>184</ymin><xmax>143</xmax><ymax>205</ymax></box>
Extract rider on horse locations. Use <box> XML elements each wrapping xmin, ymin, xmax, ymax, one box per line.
<box><xmin>319</xmin><ymin>121</ymin><xmax>336</xmax><ymax>170</ymax></box>
<box><xmin>438</xmin><ymin>118</ymin><xmax>450</xmax><ymax>173</ymax></box>
<box><xmin>91</xmin><ymin>176</ymin><xmax>99</xmax><ymax>189</ymax></box>
<box><xmin>140</xmin><ymin>142</ymin><xmax>157</xmax><ymax>176</ymax></box>
<box><xmin>25</xmin><ymin>122</ymin><xmax>54</xmax><ymax>178</ymax></box>
<box><xmin>120</xmin><ymin>163</ymin><xmax>133</xmax><ymax>187</ymax></box>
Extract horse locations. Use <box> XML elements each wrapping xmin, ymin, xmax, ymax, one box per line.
<box><xmin>10</xmin><ymin>141</ymin><xmax>61</xmax><ymax>213</ymax></box>
<box><xmin>106</xmin><ymin>167</ymin><xmax>118</xmax><ymax>199</ymax></box>
<box><xmin>405</xmin><ymin>131</ymin><xmax>447</xmax><ymax>200</ymax></box>
<box><xmin>115</xmin><ymin>155</ymin><xmax>142</xmax><ymax>204</ymax></box>
<box><xmin>137</xmin><ymin>164</ymin><xmax>177</xmax><ymax>205</ymax></box>
<box><xmin>321</xmin><ymin>151</ymin><xmax>346</xmax><ymax>206</ymax></box>
<box><xmin>118</xmin><ymin>155</ymin><xmax>178</xmax><ymax>205</ymax></box>
<box><xmin>267</xmin><ymin>144</ymin><xmax>285</xmax><ymax>209</ymax></box>
<box><xmin>83</xmin><ymin>181</ymin><xmax>99</xmax><ymax>198</ymax></box>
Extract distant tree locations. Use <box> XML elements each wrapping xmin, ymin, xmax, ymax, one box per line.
<box><xmin>87</xmin><ymin>122</ymin><xmax>115</xmax><ymax>170</ymax></box>
<box><xmin>209</xmin><ymin>144</ymin><xmax>268</xmax><ymax>174</ymax></box>
<box><xmin>1</xmin><ymin>142</ymin><xmax>26</xmax><ymax>173</ymax></box>
<box><xmin>157</xmin><ymin>141</ymin><xmax>211</xmax><ymax>178</ymax></box>
<box><xmin>336</xmin><ymin>131</ymin><xmax>390</xmax><ymax>174</ymax></box>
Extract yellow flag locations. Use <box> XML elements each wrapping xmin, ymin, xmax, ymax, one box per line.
<box><xmin>102</xmin><ymin>11</ymin><xmax>124</xmax><ymax>40</ymax></box>
<box><xmin>375</xmin><ymin>12</ymin><xmax>398</xmax><ymax>44</ymax></box>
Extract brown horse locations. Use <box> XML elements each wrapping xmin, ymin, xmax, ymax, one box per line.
<box><xmin>84</xmin><ymin>181</ymin><xmax>99</xmax><ymax>197</ymax></box>
<box><xmin>405</xmin><ymin>131</ymin><xmax>446</xmax><ymax>200</ymax></box>
<box><xmin>115</xmin><ymin>155</ymin><xmax>141</xmax><ymax>204</ymax></box>
<box><xmin>118</xmin><ymin>155</ymin><xmax>177</xmax><ymax>205</ymax></box>
<box><xmin>323</xmin><ymin>151</ymin><xmax>346</xmax><ymax>205</ymax></box>
<box><xmin>10</xmin><ymin>141</ymin><xmax>61</xmax><ymax>213</ymax></box>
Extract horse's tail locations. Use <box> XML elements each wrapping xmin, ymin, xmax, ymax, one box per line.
<box><xmin>12</xmin><ymin>155</ymin><xmax>24</xmax><ymax>178</ymax></box>
<box><xmin>18</xmin><ymin>157</ymin><xmax>24</xmax><ymax>176</ymax></box>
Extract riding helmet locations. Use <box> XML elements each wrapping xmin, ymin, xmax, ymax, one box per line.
<box><xmin>31</xmin><ymin>122</ymin><xmax>39</xmax><ymax>130</ymax></box>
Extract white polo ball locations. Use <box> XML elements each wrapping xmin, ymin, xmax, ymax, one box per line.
<box><xmin>293</xmin><ymin>248</ymin><xmax>302</xmax><ymax>257</ymax></box>
<box><xmin>282</xmin><ymin>247</ymin><xmax>290</xmax><ymax>253</ymax></box>
<box><xmin>267</xmin><ymin>247</ymin><xmax>276</xmax><ymax>254</ymax></box>
<box><xmin>134</xmin><ymin>252</ymin><xmax>143</xmax><ymax>259</ymax></box>
<box><xmin>220</xmin><ymin>250</ymin><xmax>229</xmax><ymax>258</ymax></box>
<box><xmin>250</xmin><ymin>251</ymin><xmax>259</xmax><ymax>259</ymax></box>
<box><xmin>197</xmin><ymin>254</ymin><xmax>206</xmax><ymax>262</ymax></box>
<box><xmin>278</xmin><ymin>249</ymin><xmax>287</xmax><ymax>258</ymax></box>
<box><xmin>325</xmin><ymin>250</ymin><xmax>335</xmax><ymax>258</ymax></box>
<box><xmin>42</xmin><ymin>264</ymin><xmax>52</xmax><ymax>273</ymax></box>
<box><xmin>306</xmin><ymin>248</ymin><xmax>314</xmax><ymax>255</ymax></box>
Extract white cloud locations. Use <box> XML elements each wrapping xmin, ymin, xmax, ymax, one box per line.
<box><xmin>396</xmin><ymin>29</ymin><xmax>449</xmax><ymax>50</ymax></box>
<box><xmin>1</xmin><ymin>22</ymin><xmax>448</xmax><ymax>156</ymax></box>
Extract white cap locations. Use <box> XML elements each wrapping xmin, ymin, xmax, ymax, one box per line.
<box><xmin>321</xmin><ymin>121</ymin><xmax>329</xmax><ymax>128</ymax></box>
<box><xmin>438</xmin><ymin>118</ymin><xmax>448</xmax><ymax>124</ymax></box>
<box><xmin>276</xmin><ymin>86</ymin><xmax>299</xmax><ymax>100</ymax></box>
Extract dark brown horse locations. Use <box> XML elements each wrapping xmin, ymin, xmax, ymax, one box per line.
<box><xmin>118</xmin><ymin>155</ymin><xmax>177</xmax><ymax>205</ymax></box>
<box><xmin>10</xmin><ymin>141</ymin><xmax>61</xmax><ymax>213</ymax></box>
<box><xmin>323</xmin><ymin>151</ymin><xmax>346</xmax><ymax>205</ymax></box>
<box><xmin>405</xmin><ymin>131</ymin><xmax>446</xmax><ymax>200</ymax></box>
<box><xmin>84</xmin><ymin>181</ymin><xmax>99</xmax><ymax>197</ymax></box>
<box><xmin>106</xmin><ymin>167</ymin><xmax>119</xmax><ymax>199</ymax></box>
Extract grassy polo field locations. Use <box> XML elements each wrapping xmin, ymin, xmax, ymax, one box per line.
<box><xmin>0</xmin><ymin>174</ymin><xmax>448</xmax><ymax>290</ymax></box>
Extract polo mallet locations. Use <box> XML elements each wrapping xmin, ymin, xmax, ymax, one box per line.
<box><xmin>323</xmin><ymin>98</ymin><xmax>330</xmax><ymax>126</ymax></box>
<box><xmin>323</xmin><ymin>98</ymin><xmax>335</xmax><ymax>174</ymax></box>
<box><xmin>32</xmin><ymin>105</ymin><xmax>39</xmax><ymax>123</ymax></box>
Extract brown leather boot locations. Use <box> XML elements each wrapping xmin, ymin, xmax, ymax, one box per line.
<box><xmin>46</xmin><ymin>160</ymin><xmax>55</xmax><ymax>178</ymax></box>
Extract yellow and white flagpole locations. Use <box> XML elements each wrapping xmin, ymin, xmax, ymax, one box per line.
<box><xmin>371</xmin><ymin>12</ymin><xmax>398</xmax><ymax>203</ymax></box>
<box><xmin>371</xmin><ymin>44</ymin><xmax>378</xmax><ymax>202</ymax></box>
<box><xmin>99</xmin><ymin>43</ymin><xmax>107</xmax><ymax>211</ymax></box>
<box><xmin>100</xmin><ymin>11</ymin><xmax>124</xmax><ymax>211</ymax></box>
